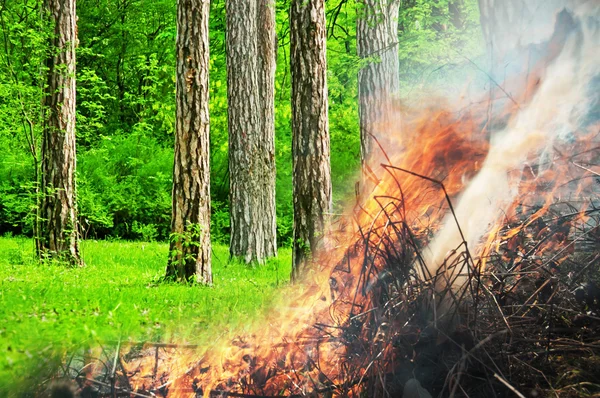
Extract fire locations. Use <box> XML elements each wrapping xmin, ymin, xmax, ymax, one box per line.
<box><xmin>86</xmin><ymin>5</ymin><xmax>600</xmax><ymax>397</ymax></box>
<box><xmin>115</xmin><ymin>104</ymin><xmax>493</xmax><ymax>397</ymax></box>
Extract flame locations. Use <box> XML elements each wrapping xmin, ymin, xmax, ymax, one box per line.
<box><xmin>110</xmin><ymin>5</ymin><xmax>600</xmax><ymax>397</ymax></box>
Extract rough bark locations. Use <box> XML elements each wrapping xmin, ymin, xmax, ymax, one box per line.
<box><xmin>226</xmin><ymin>0</ymin><xmax>277</xmax><ymax>264</ymax></box>
<box><xmin>357</xmin><ymin>0</ymin><xmax>400</xmax><ymax>171</ymax></box>
<box><xmin>290</xmin><ymin>0</ymin><xmax>332</xmax><ymax>280</ymax></box>
<box><xmin>257</xmin><ymin>1</ymin><xmax>278</xmax><ymax>263</ymax></box>
<box><xmin>258</xmin><ymin>0</ymin><xmax>277</xmax><ymax>138</ymax></box>
<box><xmin>40</xmin><ymin>0</ymin><xmax>82</xmax><ymax>265</ymax></box>
<box><xmin>166</xmin><ymin>0</ymin><xmax>212</xmax><ymax>283</ymax></box>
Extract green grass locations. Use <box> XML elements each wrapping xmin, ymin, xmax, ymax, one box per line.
<box><xmin>0</xmin><ymin>237</ymin><xmax>291</xmax><ymax>393</ymax></box>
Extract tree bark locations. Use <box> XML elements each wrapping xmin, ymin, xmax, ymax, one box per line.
<box><xmin>40</xmin><ymin>0</ymin><xmax>82</xmax><ymax>266</ymax></box>
<box><xmin>357</xmin><ymin>0</ymin><xmax>400</xmax><ymax>171</ymax></box>
<box><xmin>257</xmin><ymin>0</ymin><xmax>278</xmax><ymax>264</ymax></box>
<box><xmin>290</xmin><ymin>0</ymin><xmax>332</xmax><ymax>280</ymax></box>
<box><xmin>166</xmin><ymin>0</ymin><xmax>212</xmax><ymax>284</ymax></box>
<box><xmin>227</xmin><ymin>0</ymin><xmax>277</xmax><ymax>264</ymax></box>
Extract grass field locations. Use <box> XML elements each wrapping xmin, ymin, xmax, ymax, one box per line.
<box><xmin>0</xmin><ymin>237</ymin><xmax>292</xmax><ymax>393</ymax></box>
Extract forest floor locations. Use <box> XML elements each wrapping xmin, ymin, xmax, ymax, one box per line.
<box><xmin>0</xmin><ymin>237</ymin><xmax>292</xmax><ymax>393</ymax></box>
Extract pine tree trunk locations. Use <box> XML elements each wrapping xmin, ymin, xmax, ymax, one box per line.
<box><xmin>290</xmin><ymin>0</ymin><xmax>332</xmax><ymax>280</ymax></box>
<box><xmin>166</xmin><ymin>0</ymin><xmax>212</xmax><ymax>284</ymax></box>
<box><xmin>40</xmin><ymin>0</ymin><xmax>82</xmax><ymax>266</ymax></box>
<box><xmin>258</xmin><ymin>0</ymin><xmax>277</xmax><ymax>140</ymax></box>
<box><xmin>257</xmin><ymin>0</ymin><xmax>278</xmax><ymax>262</ymax></box>
<box><xmin>357</xmin><ymin>0</ymin><xmax>400</xmax><ymax>171</ymax></box>
<box><xmin>227</xmin><ymin>0</ymin><xmax>277</xmax><ymax>264</ymax></box>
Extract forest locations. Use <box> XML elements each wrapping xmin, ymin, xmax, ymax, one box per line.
<box><xmin>1</xmin><ymin>0</ymin><xmax>599</xmax><ymax>397</ymax></box>
<box><xmin>0</xmin><ymin>0</ymin><xmax>480</xmax><ymax>248</ymax></box>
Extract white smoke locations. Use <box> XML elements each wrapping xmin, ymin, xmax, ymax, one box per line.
<box><xmin>423</xmin><ymin>2</ymin><xmax>600</xmax><ymax>295</ymax></box>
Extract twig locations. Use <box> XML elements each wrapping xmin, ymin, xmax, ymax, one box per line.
<box><xmin>573</xmin><ymin>162</ymin><xmax>600</xmax><ymax>177</ymax></box>
<box><xmin>110</xmin><ymin>338</ymin><xmax>121</xmax><ymax>398</ymax></box>
<box><xmin>455</xmin><ymin>51</ymin><xmax>521</xmax><ymax>109</ymax></box>
<box><xmin>85</xmin><ymin>378</ymin><xmax>154</xmax><ymax>398</ymax></box>
<box><xmin>493</xmin><ymin>373</ymin><xmax>526</xmax><ymax>398</ymax></box>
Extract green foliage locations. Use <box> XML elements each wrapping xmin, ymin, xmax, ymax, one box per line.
<box><xmin>326</xmin><ymin>0</ymin><xmax>362</xmax><ymax>207</ymax></box>
<box><xmin>0</xmin><ymin>0</ymin><xmax>48</xmax><ymax>237</ymax></box>
<box><xmin>211</xmin><ymin>200</ymin><xmax>231</xmax><ymax>244</ymax></box>
<box><xmin>0</xmin><ymin>0</ymin><xmax>483</xmax><ymax>245</ymax></box>
<box><xmin>168</xmin><ymin>222</ymin><xmax>204</xmax><ymax>273</ymax></box>
<box><xmin>0</xmin><ymin>146</ymin><xmax>35</xmax><ymax>234</ymax></box>
<box><xmin>76</xmin><ymin>0</ymin><xmax>177</xmax><ymax>144</ymax></box>
<box><xmin>76</xmin><ymin>67</ymin><xmax>116</xmax><ymax>147</ymax></box>
<box><xmin>0</xmin><ymin>237</ymin><xmax>293</xmax><ymax>393</ymax></box>
<box><xmin>397</xmin><ymin>0</ymin><xmax>483</xmax><ymax>92</ymax></box>
<box><xmin>132</xmin><ymin>221</ymin><xmax>159</xmax><ymax>242</ymax></box>
<box><xmin>78</xmin><ymin>133</ymin><xmax>173</xmax><ymax>240</ymax></box>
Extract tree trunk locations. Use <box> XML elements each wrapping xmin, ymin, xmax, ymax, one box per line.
<box><xmin>227</xmin><ymin>0</ymin><xmax>277</xmax><ymax>264</ymax></box>
<box><xmin>357</xmin><ymin>0</ymin><xmax>400</xmax><ymax>172</ymax></box>
<box><xmin>257</xmin><ymin>0</ymin><xmax>278</xmax><ymax>263</ymax></box>
<box><xmin>166</xmin><ymin>0</ymin><xmax>212</xmax><ymax>284</ymax></box>
<box><xmin>40</xmin><ymin>0</ymin><xmax>82</xmax><ymax>266</ymax></box>
<box><xmin>290</xmin><ymin>0</ymin><xmax>332</xmax><ymax>280</ymax></box>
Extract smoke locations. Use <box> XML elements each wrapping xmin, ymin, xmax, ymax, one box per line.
<box><xmin>111</xmin><ymin>4</ymin><xmax>600</xmax><ymax>395</ymax></box>
<box><xmin>479</xmin><ymin>0</ymin><xmax>590</xmax><ymax>72</ymax></box>
<box><xmin>423</xmin><ymin>2</ymin><xmax>600</xmax><ymax>308</ymax></box>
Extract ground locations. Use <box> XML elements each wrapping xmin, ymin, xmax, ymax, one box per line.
<box><xmin>0</xmin><ymin>237</ymin><xmax>291</xmax><ymax>394</ymax></box>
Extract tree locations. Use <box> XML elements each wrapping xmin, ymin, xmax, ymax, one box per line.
<box><xmin>226</xmin><ymin>0</ymin><xmax>277</xmax><ymax>264</ymax></box>
<box><xmin>290</xmin><ymin>0</ymin><xmax>332</xmax><ymax>279</ymax></box>
<box><xmin>166</xmin><ymin>0</ymin><xmax>212</xmax><ymax>284</ymax></box>
<box><xmin>357</xmin><ymin>0</ymin><xmax>400</xmax><ymax>173</ymax></box>
<box><xmin>40</xmin><ymin>0</ymin><xmax>82</xmax><ymax>265</ymax></box>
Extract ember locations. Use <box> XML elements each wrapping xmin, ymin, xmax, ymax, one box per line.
<box><xmin>63</xmin><ymin>4</ymin><xmax>599</xmax><ymax>398</ymax></box>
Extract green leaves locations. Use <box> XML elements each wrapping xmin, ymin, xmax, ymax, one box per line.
<box><xmin>0</xmin><ymin>0</ymin><xmax>483</xmax><ymax>246</ymax></box>
<box><xmin>397</xmin><ymin>0</ymin><xmax>483</xmax><ymax>89</ymax></box>
<box><xmin>77</xmin><ymin>132</ymin><xmax>173</xmax><ymax>240</ymax></box>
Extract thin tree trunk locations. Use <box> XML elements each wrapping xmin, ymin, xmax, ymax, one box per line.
<box><xmin>290</xmin><ymin>0</ymin><xmax>332</xmax><ymax>280</ymax></box>
<box><xmin>227</xmin><ymin>0</ymin><xmax>277</xmax><ymax>264</ymax></box>
<box><xmin>166</xmin><ymin>0</ymin><xmax>212</xmax><ymax>284</ymax></box>
<box><xmin>357</xmin><ymin>0</ymin><xmax>400</xmax><ymax>173</ymax></box>
<box><xmin>40</xmin><ymin>0</ymin><xmax>82</xmax><ymax>266</ymax></box>
<box><xmin>257</xmin><ymin>0</ymin><xmax>278</xmax><ymax>260</ymax></box>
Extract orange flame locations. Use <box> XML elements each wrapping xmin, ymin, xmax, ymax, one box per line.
<box><xmin>114</xmin><ymin>6</ymin><xmax>600</xmax><ymax>397</ymax></box>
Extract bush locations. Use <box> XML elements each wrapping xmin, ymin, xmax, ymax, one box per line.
<box><xmin>0</xmin><ymin>144</ymin><xmax>36</xmax><ymax>236</ymax></box>
<box><xmin>78</xmin><ymin>131</ymin><xmax>173</xmax><ymax>240</ymax></box>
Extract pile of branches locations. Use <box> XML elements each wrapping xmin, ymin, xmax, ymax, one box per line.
<box><xmin>334</xmin><ymin>156</ymin><xmax>600</xmax><ymax>396</ymax></box>
<box><xmin>50</xmin><ymin>144</ymin><xmax>600</xmax><ymax>398</ymax></box>
<box><xmin>331</xmin><ymin>157</ymin><xmax>600</xmax><ymax>397</ymax></box>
